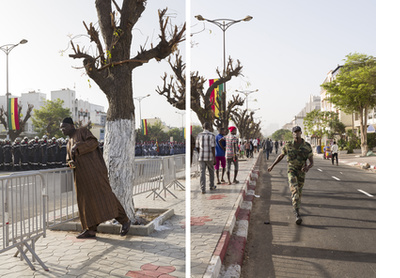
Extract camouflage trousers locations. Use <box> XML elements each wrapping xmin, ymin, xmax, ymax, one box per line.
<box><xmin>287</xmin><ymin>169</ymin><xmax>306</xmax><ymax>209</ymax></box>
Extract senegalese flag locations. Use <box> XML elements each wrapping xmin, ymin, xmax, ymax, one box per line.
<box><xmin>156</xmin><ymin>139</ymin><xmax>159</xmax><ymax>153</ymax></box>
<box><xmin>142</xmin><ymin>119</ymin><xmax>148</xmax><ymax>135</ymax></box>
<box><xmin>8</xmin><ymin>98</ymin><xmax>20</xmax><ymax>130</ymax></box>
<box><xmin>183</xmin><ymin>127</ymin><xmax>186</xmax><ymax>139</ymax></box>
<box><xmin>209</xmin><ymin>79</ymin><xmax>224</xmax><ymax>118</ymax></box>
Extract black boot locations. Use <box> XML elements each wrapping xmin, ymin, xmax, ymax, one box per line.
<box><xmin>293</xmin><ymin>208</ymin><xmax>302</xmax><ymax>225</ymax></box>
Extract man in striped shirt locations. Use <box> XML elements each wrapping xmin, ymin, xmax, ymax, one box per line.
<box><xmin>195</xmin><ymin>122</ymin><xmax>216</xmax><ymax>194</ymax></box>
<box><xmin>226</xmin><ymin>126</ymin><xmax>239</xmax><ymax>184</ymax></box>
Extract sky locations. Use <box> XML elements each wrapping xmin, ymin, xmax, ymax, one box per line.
<box><xmin>0</xmin><ymin>0</ymin><xmax>186</xmax><ymax>129</ymax></box>
<box><xmin>190</xmin><ymin>0</ymin><xmax>376</xmax><ymax>135</ymax></box>
<box><xmin>0</xmin><ymin>0</ymin><xmax>376</xmax><ymax>134</ymax></box>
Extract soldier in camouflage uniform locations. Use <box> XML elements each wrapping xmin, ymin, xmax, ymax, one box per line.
<box><xmin>268</xmin><ymin>126</ymin><xmax>313</xmax><ymax>225</ymax></box>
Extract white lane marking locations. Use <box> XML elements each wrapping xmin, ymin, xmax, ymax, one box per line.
<box><xmin>332</xmin><ymin>176</ymin><xmax>340</xmax><ymax>181</ymax></box>
<box><xmin>358</xmin><ymin>189</ymin><xmax>374</xmax><ymax>198</ymax></box>
<box><xmin>318</xmin><ymin>169</ymin><xmax>323</xmax><ymax>172</ymax></box>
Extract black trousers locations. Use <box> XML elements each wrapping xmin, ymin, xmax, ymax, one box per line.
<box><xmin>332</xmin><ymin>153</ymin><xmax>338</xmax><ymax>165</ymax></box>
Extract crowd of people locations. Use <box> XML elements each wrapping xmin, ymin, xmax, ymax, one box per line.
<box><xmin>0</xmin><ymin>135</ymin><xmax>69</xmax><ymax>171</ymax></box>
<box><xmin>135</xmin><ymin>141</ymin><xmax>185</xmax><ymax>157</ymax></box>
<box><xmin>0</xmin><ymin>136</ymin><xmax>185</xmax><ymax>171</ymax></box>
<box><xmin>235</xmin><ymin>138</ymin><xmax>283</xmax><ymax>159</ymax></box>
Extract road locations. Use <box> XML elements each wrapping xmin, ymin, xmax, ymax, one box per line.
<box><xmin>241</xmin><ymin>151</ymin><xmax>376</xmax><ymax>278</ymax></box>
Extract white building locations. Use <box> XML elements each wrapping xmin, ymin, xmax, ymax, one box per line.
<box><xmin>19</xmin><ymin>90</ymin><xmax>47</xmax><ymax>137</ymax></box>
<box><xmin>51</xmin><ymin>88</ymin><xmax>105</xmax><ymax>125</ymax></box>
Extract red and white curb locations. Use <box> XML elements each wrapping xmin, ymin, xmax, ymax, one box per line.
<box><xmin>203</xmin><ymin>157</ymin><xmax>261</xmax><ymax>278</ymax></box>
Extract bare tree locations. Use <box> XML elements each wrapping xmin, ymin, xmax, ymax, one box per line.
<box><xmin>157</xmin><ymin>54</ymin><xmax>244</xmax><ymax>130</ymax></box>
<box><xmin>69</xmin><ymin>0</ymin><xmax>185</xmax><ymax>220</ymax></box>
<box><xmin>0</xmin><ymin>104</ymin><xmax>34</xmax><ymax>141</ymax></box>
<box><xmin>231</xmin><ymin>109</ymin><xmax>261</xmax><ymax>139</ymax></box>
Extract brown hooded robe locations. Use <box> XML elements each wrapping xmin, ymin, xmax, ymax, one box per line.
<box><xmin>67</xmin><ymin>127</ymin><xmax>128</xmax><ymax>230</ymax></box>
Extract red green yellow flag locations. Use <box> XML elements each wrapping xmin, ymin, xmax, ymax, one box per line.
<box><xmin>8</xmin><ymin>98</ymin><xmax>19</xmax><ymax>130</ymax></box>
<box><xmin>142</xmin><ymin>119</ymin><xmax>148</xmax><ymax>135</ymax></box>
<box><xmin>209</xmin><ymin>79</ymin><xmax>223</xmax><ymax>118</ymax></box>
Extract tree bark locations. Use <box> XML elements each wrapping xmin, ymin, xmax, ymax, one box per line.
<box><xmin>69</xmin><ymin>1</ymin><xmax>185</xmax><ymax>221</ymax></box>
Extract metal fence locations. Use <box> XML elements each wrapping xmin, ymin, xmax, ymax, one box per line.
<box><xmin>0</xmin><ymin>172</ymin><xmax>48</xmax><ymax>271</ymax></box>
<box><xmin>0</xmin><ymin>155</ymin><xmax>185</xmax><ymax>270</ymax></box>
<box><xmin>39</xmin><ymin>168</ymin><xmax>78</xmax><ymax>229</ymax></box>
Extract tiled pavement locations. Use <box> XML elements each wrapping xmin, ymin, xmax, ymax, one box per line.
<box><xmin>0</xmin><ymin>177</ymin><xmax>186</xmax><ymax>277</ymax></box>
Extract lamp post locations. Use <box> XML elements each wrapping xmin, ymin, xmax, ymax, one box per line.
<box><xmin>235</xmin><ymin>89</ymin><xmax>258</xmax><ymax>112</ymax></box>
<box><xmin>0</xmin><ymin>39</ymin><xmax>28</xmax><ymax>138</ymax></box>
<box><xmin>195</xmin><ymin>15</ymin><xmax>253</xmax><ymax>129</ymax></box>
<box><xmin>133</xmin><ymin>94</ymin><xmax>150</xmax><ymax>129</ymax></box>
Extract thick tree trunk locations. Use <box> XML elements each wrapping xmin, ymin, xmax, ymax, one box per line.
<box><xmin>104</xmin><ymin>118</ymin><xmax>136</xmax><ymax>220</ymax></box>
<box><xmin>102</xmin><ymin>68</ymin><xmax>136</xmax><ymax>221</ymax></box>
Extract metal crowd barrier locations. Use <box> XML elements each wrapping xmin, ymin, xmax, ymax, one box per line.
<box><xmin>39</xmin><ymin>168</ymin><xmax>78</xmax><ymax>229</ymax></box>
<box><xmin>133</xmin><ymin>158</ymin><xmax>165</xmax><ymax>200</ymax></box>
<box><xmin>0</xmin><ymin>172</ymin><xmax>48</xmax><ymax>271</ymax></box>
<box><xmin>191</xmin><ymin>151</ymin><xmax>200</xmax><ymax>178</ymax></box>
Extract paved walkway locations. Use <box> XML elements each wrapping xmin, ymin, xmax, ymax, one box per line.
<box><xmin>190</xmin><ymin>153</ymin><xmax>261</xmax><ymax>278</ymax></box>
<box><xmin>0</xmin><ymin>177</ymin><xmax>186</xmax><ymax>277</ymax></box>
<box><xmin>0</xmin><ymin>151</ymin><xmax>375</xmax><ymax>277</ymax></box>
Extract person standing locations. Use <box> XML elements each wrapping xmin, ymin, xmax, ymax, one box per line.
<box><xmin>331</xmin><ymin>141</ymin><xmax>339</xmax><ymax>166</ymax></box>
<box><xmin>226</xmin><ymin>126</ymin><xmax>239</xmax><ymax>184</ymax></box>
<box><xmin>265</xmin><ymin>138</ymin><xmax>271</xmax><ymax>160</ymax></box>
<box><xmin>60</xmin><ymin>117</ymin><xmax>131</xmax><ymax>238</ymax></box>
<box><xmin>21</xmin><ymin>137</ymin><xmax>29</xmax><ymax>170</ymax></box>
<box><xmin>3</xmin><ymin>140</ymin><xmax>12</xmax><ymax>171</ymax></box>
<box><xmin>274</xmin><ymin>140</ymin><xmax>279</xmax><ymax>154</ymax></box>
<box><xmin>215</xmin><ymin>127</ymin><xmax>226</xmax><ymax>184</ymax></box>
<box><xmin>12</xmin><ymin>138</ymin><xmax>22</xmax><ymax>171</ymax></box>
<box><xmin>268</xmin><ymin>126</ymin><xmax>313</xmax><ymax>225</ymax></box>
<box><xmin>195</xmin><ymin>122</ymin><xmax>216</xmax><ymax>194</ymax></box>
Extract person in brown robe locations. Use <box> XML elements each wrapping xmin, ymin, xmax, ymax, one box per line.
<box><xmin>60</xmin><ymin>117</ymin><xmax>131</xmax><ymax>238</ymax></box>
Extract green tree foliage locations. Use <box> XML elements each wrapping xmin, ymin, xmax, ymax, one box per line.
<box><xmin>191</xmin><ymin>125</ymin><xmax>203</xmax><ymax>139</ymax></box>
<box><xmin>321</xmin><ymin>53</ymin><xmax>376</xmax><ymax>156</ymax></box>
<box><xmin>136</xmin><ymin>121</ymin><xmax>184</xmax><ymax>143</ymax></box>
<box><xmin>303</xmin><ymin>110</ymin><xmax>345</xmax><ymax>145</ymax></box>
<box><xmin>31</xmin><ymin>99</ymin><xmax>71</xmax><ymax>137</ymax></box>
<box><xmin>271</xmin><ymin>129</ymin><xmax>292</xmax><ymax>141</ymax></box>
<box><xmin>168</xmin><ymin>127</ymin><xmax>184</xmax><ymax>142</ymax></box>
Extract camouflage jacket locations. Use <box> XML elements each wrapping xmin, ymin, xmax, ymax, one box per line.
<box><xmin>282</xmin><ymin>139</ymin><xmax>313</xmax><ymax>170</ymax></box>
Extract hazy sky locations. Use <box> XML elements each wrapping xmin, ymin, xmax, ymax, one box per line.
<box><xmin>190</xmin><ymin>0</ymin><xmax>376</xmax><ymax>135</ymax></box>
<box><xmin>0</xmin><ymin>0</ymin><xmax>377</xmax><ymax>134</ymax></box>
<box><xmin>0</xmin><ymin>0</ymin><xmax>185</xmax><ymax>129</ymax></box>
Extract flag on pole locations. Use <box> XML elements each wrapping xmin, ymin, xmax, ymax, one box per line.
<box><xmin>209</xmin><ymin>79</ymin><xmax>224</xmax><ymax>118</ymax></box>
<box><xmin>8</xmin><ymin>98</ymin><xmax>19</xmax><ymax>130</ymax></box>
<box><xmin>142</xmin><ymin>119</ymin><xmax>148</xmax><ymax>135</ymax></box>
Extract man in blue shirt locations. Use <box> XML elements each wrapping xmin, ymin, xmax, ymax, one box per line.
<box><xmin>215</xmin><ymin>127</ymin><xmax>226</xmax><ymax>184</ymax></box>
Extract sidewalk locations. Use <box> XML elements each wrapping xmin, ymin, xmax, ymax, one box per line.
<box><xmin>314</xmin><ymin>152</ymin><xmax>377</xmax><ymax>172</ymax></box>
<box><xmin>0</xmin><ymin>179</ymin><xmax>186</xmax><ymax>277</ymax></box>
<box><xmin>190</xmin><ymin>153</ymin><xmax>261</xmax><ymax>278</ymax></box>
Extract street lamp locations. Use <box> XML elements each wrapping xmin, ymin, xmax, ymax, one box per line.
<box><xmin>195</xmin><ymin>15</ymin><xmax>253</xmax><ymax>129</ymax></box>
<box><xmin>0</xmin><ymin>39</ymin><xmax>28</xmax><ymax>138</ymax></box>
<box><xmin>133</xmin><ymin>94</ymin><xmax>150</xmax><ymax>129</ymax></box>
<box><xmin>235</xmin><ymin>89</ymin><xmax>258</xmax><ymax>112</ymax></box>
